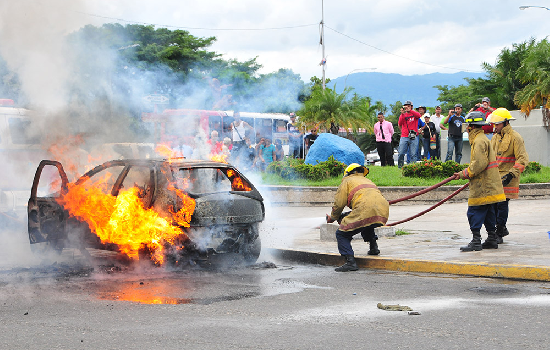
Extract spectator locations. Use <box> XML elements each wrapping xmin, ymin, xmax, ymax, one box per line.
<box><xmin>374</xmin><ymin>112</ymin><xmax>395</xmax><ymax>166</ymax></box>
<box><xmin>222</xmin><ymin>137</ymin><xmax>232</xmax><ymax>157</ymax></box>
<box><xmin>274</xmin><ymin>139</ymin><xmax>285</xmax><ymax>161</ymax></box>
<box><xmin>229</xmin><ymin>111</ymin><xmax>253</xmax><ymax>161</ymax></box>
<box><xmin>241</xmin><ymin>137</ymin><xmax>256</xmax><ymax>170</ymax></box>
<box><xmin>208</xmin><ymin>130</ymin><xmax>223</xmax><ymax>154</ymax></box>
<box><xmin>253</xmin><ymin>137</ymin><xmax>265</xmax><ymax>169</ymax></box>
<box><xmin>304</xmin><ymin>128</ymin><xmax>318</xmax><ymax>154</ymax></box>
<box><xmin>287</xmin><ymin>112</ymin><xmax>303</xmax><ymax>158</ymax></box>
<box><xmin>415</xmin><ymin>106</ymin><xmax>427</xmax><ymax>160</ymax></box>
<box><xmin>431</xmin><ymin>106</ymin><xmax>447</xmax><ymax>159</ymax></box>
<box><xmin>420</xmin><ymin>114</ymin><xmax>437</xmax><ymax>159</ymax></box>
<box><xmin>443</xmin><ymin>104</ymin><xmax>465</xmax><ymax>163</ymax></box>
<box><xmin>172</xmin><ymin>138</ymin><xmax>193</xmax><ymax>159</ymax></box>
<box><xmin>397</xmin><ymin>100</ymin><xmax>422</xmax><ymax>168</ymax></box>
<box><xmin>470</xmin><ymin>97</ymin><xmax>496</xmax><ymax>137</ymax></box>
<box><xmin>258</xmin><ymin>137</ymin><xmax>276</xmax><ymax>172</ymax></box>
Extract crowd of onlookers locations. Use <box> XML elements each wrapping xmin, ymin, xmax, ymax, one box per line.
<box><xmin>172</xmin><ymin>97</ymin><xmax>497</xmax><ymax>172</ymax></box>
<box><xmin>375</xmin><ymin>97</ymin><xmax>497</xmax><ymax>168</ymax></box>
<box><xmin>171</xmin><ymin>111</ymin><xmax>318</xmax><ymax>172</ymax></box>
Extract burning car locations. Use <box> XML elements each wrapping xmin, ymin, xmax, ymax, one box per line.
<box><xmin>27</xmin><ymin>158</ymin><xmax>264</xmax><ymax>266</ymax></box>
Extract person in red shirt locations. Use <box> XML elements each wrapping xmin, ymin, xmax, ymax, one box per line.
<box><xmin>397</xmin><ymin>100</ymin><xmax>422</xmax><ymax>168</ymax></box>
<box><xmin>470</xmin><ymin>97</ymin><xmax>495</xmax><ymax>135</ymax></box>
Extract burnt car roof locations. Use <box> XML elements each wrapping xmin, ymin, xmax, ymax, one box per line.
<box><xmin>77</xmin><ymin>158</ymin><xmax>236</xmax><ymax>184</ymax></box>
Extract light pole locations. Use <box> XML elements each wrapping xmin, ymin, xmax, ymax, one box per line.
<box><xmin>519</xmin><ymin>5</ymin><xmax>550</xmax><ymax>10</ymax></box>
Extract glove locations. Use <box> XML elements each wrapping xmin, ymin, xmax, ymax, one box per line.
<box><xmin>337</xmin><ymin>211</ymin><xmax>351</xmax><ymax>225</ymax></box>
<box><xmin>501</xmin><ymin>173</ymin><xmax>513</xmax><ymax>186</ymax></box>
<box><xmin>326</xmin><ymin>214</ymin><xmax>335</xmax><ymax>224</ymax></box>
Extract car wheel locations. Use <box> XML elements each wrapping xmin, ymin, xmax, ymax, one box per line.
<box><xmin>242</xmin><ymin>236</ymin><xmax>261</xmax><ymax>263</ymax></box>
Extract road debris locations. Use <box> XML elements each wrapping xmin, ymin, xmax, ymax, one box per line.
<box><xmin>377</xmin><ymin>303</ymin><xmax>413</xmax><ymax>311</ymax></box>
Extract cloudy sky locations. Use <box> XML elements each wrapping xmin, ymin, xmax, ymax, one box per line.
<box><xmin>6</xmin><ymin>0</ymin><xmax>550</xmax><ymax>82</ymax></box>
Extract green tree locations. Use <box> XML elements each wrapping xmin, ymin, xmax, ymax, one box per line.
<box><xmin>434</xmin><ymin>84</ymin><xmax>479</xmax><ymax>112</ymax></box>
<box><xmin>514</xmin><ymin>39</ymin><xmax>550</xmax><ymax>115</ymax></box>
<box><xmin>299</xmin><ymin>86</ymin><xmax>378</xmax><ymax>135</ymax></box>
<box><xmin>470</xmin><ymin>39</ymin><xmax>535</xmax><ymax>110</ymax></box>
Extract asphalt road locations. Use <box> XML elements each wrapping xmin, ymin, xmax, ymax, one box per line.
<box><xmin>1</xmin><ymin>261</ymin><xmax>550</xmax><ymax>350</ymax></box>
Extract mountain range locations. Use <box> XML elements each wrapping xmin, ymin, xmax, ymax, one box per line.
<box><xmin>328</xmin><ymin>71</ymin><xmax>485</xmax><ymax>108</ymax></box>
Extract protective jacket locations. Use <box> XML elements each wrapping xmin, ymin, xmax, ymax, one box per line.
<box><xmin>491</xmin><ymin>124</ymin><xmax>529</xmax><ymax>199</ymax></box>
<box><xmin>458</xmin><ymin>128</ymin><xmax>506</xmax><ymax>206</ymax></box>
<box><xmin>330</xmin><ymin>173</ymin><xmax>389</xmax><ymax>231</ymax></box>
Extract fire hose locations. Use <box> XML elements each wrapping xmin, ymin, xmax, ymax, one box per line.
<box><xmin>387</xmin><ymin>175</ymin><xmax>458</xmax><ymax>205</ymax></box>
<box><xmin>386</xmin><ymin>182</ymin><xmax>469</xmax><ymax>227</ymax></box>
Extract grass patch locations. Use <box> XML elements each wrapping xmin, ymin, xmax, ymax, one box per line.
<box><xmin>260</xmin><ymin>164</ymin><xmax>549</xmax><ymax>187</ymax></box>
<box><xmin>395</xmin><ymin>229</ymin><xmax>413</xmax><ymax>236</ymax></box>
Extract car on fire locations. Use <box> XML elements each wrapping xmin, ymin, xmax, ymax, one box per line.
<box><xmin>28</xmin><ymin>158</ymin><xmax>265</xmax><ymax>266</ymax></box>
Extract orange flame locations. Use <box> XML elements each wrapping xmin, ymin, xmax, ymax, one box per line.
<box><xmin>57</xmin><ymin>172</ymin><xmax>195</xmax><ymax>265</ymax></box>
<box><xmin>208</xmin><ymin>153</ymin><xmax>228</xmax><ymax>163</ymax></box>
<box><xmin>226</xmin><ymin>169</ymin><xmax>252</xmax><ymax>191</ymax></box>
<box><xmin>47</xmin><ymin>135</ymin><xmax>86</xmax><ymax>180</ymax></box>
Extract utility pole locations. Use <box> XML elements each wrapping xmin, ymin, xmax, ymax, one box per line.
<box><xmin>320</xmin><ymin>0</ymin><xmax>326</xmax><ymax>90</ymax></box>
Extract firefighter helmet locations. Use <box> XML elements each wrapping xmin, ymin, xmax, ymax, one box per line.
<box><xmin>464</xmin><ymin>111</ymin><xmax>488</xmax><ymax>126</ymax></box>
<box><xmin>486</xmin><ymin>107</ymin><xmax>516</xmax><ymax>124</ymax></box>
<box><xmin>344</xmin><ymin>163</ymin><xmax>369</xmax><ymax>177</ymax></box>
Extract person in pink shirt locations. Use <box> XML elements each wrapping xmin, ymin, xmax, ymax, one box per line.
<box><xmin>374</xmin><ymin>112</ymin><xmax>395</xmax><ymax>166</ymax></box>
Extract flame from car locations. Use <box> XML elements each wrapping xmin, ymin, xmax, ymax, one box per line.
<box><xmin>208</xmin><ymin>153</ymin><xmax>228</xmax><ymax>163</ymax></box>
<box><xmin>57</xmin><ymin>171</ymin><xmax>195</xmax><ymax>265</ymax></box>
<box><xmin>226</xmin><ymin>169</ymin><xmax>252</xmax><ymax>191</ymax></box>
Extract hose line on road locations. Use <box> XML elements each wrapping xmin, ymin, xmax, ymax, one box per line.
<box><xmin>386</xmin><ymin>183</ymin><xmax>469</xmax><ymax>227</ymax></box>
<box><xmin>387</xmin><ymin>175</ymin><xmax>459</xmax><ymax>205</ymax></box>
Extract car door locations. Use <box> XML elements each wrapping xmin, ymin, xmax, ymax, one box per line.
<box><xmin>27</xmin><ymin>160</ymin><xmax>69</xmax><ymax>249</ymax></box>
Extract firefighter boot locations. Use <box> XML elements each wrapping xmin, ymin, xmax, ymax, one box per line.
<box><xmin>368</xmin><ymin>238</ymin><xmax>380</xmax><ymax>256</ymax></box>
<box><xmin>481</xmin><ymin>231</ymin><xmax>499</xmax><ymax>249</ymax></box>
<box><xmin>460</xmin><ymin>231</ymin><xmax>482</xmax><ymax>252</ymax></box>
<box><xmin>335</xmin><ymin>255</ymin><xmax>359</xmax><ymax>272</ymax></box>
<box><xmin>496</xmin><ymin>224</ymin><xmax>509</xmax><ymax>244</ymax></box>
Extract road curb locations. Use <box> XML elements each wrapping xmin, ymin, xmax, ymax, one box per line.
<box><xmin>269</xmin><ymin>248</ymin><xmax>550</xmax><ymax>282</ymax></box>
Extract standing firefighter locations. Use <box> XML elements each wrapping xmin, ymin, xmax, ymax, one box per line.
<box><xmin>326</xmin><ymin>164</ymin><xmax>389</xmax><ymax>272</ymax></box>
<box><xmin>487</xmin><ymin>108</ymin><xmax>529</xmax><ymax>243</ymax></box>
<box><xmin>454</xmin><ymin>112</ymin><xmax>506</xmax><ymax>251</ymax></box>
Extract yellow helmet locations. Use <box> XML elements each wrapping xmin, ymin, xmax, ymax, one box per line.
<box><xmin>344</xmin><ymin>163</ymin><xmax>369</xmax><ymax>177</ymax></box>
<box><xmin>487</xmin><ymin>108</ymin><xmax>516</xmax><ymax>124</ymax></box>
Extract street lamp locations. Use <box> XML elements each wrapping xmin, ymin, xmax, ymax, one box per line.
<box><xmin>344</xmin><ymin>68</ymin><xmax>377</xmax><ymax>88</ymax></box>
<box><xmin>519</xmin><ymin>5</ymin><xmax>550</xmax><ymax>10</ymax></box>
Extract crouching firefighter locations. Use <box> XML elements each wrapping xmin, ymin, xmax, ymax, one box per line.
<box><xmin>487</xmin><ymin>108</ymin><xmax>529</xmax><ymax>243</ymax></box>
<box><xmin>326</xmin><ymin>163</ymin><xmax>389</xmax><ymax>272</ymax></box>
<box><xmin>454</xmin><ymin>112</ymin><xmax>506</xmax><ymax>251</ymax></box>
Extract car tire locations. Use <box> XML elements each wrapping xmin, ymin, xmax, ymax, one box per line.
<box><xmin>242</xmin><ymin>237</ymin><xmax>261</xmax><ymax>263</ymax></box>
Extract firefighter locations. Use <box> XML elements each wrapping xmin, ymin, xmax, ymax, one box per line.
<box><xmin>454</xmin><ymin>112</ymin><xmax>506</xmax><ymax>251</ymax></box>
<box><xmin>326</xmin><ymin>163</ymin><xmax>389</xmax><ymax>272</ymax></box>
<box><xmin>487</xmin><ymin>108</ymin><xmax>529</xmax><ymax>243</ymax></box>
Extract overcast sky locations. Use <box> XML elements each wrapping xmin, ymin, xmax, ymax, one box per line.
<box><xmin>11</xmin><ymin>0</ymin><xmax>550</xmax><ymax>82</ymax></box>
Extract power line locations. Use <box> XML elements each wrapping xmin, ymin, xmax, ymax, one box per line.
<box><xmin>325</xmin><ymin>25</ymin><xmax>484</xmax><ymax>73</ymax></box>
<box><xmin>75</xmin><ymin>11</ymin><xmax>318</xmax><ymax>31</ymax></box>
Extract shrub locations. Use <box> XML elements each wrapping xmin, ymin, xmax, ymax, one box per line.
<box><xmin>266</xmin><ymin>155</ymin><xmax>346</xmax><ymax>181</ymax></box>
<box><xmin>402</xmin><ymin>159</ymin><xmax>467</xmax><ymax>178</ymax></box>
<box><xmin>524</xmin><ymin>161</ymin><xmax>542</xmax><ymax>174</ymax></box>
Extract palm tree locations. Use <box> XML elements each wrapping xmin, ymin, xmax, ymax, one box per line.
<box><xmin>299</xmin><ymin>86</ymin><xmax>380</xmax><ymax>135</ymax></box>
<box><xmin>514</xmin><ymin>39</ymin><xmax>550</xmax><ymax>129</ymax></box>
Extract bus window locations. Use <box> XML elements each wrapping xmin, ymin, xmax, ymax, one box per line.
<box><xmin>8</xmin><ymin>118</ymin><xmax>40</xmax><ymax>144</ymax></box>
<box><xmin>209</xmin><ymin>115</ymin><xmax>222</xmax><ymax>137</ymax></box>
<box><xmin>254</xmin><ymin>118</ymin><xmax>272</xmax><ymax>141</ymax></box>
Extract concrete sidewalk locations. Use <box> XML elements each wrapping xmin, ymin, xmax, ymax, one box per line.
<box><xmin>261</xmin><ymin>199</ymin><xmax>550</xmax><ymax>281</ymax></box>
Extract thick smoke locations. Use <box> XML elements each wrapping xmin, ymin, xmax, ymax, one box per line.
<box><xmin>0</xmin><ymin>3</ymin><xmax>306</xmax><ymax>270</ymax></box>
